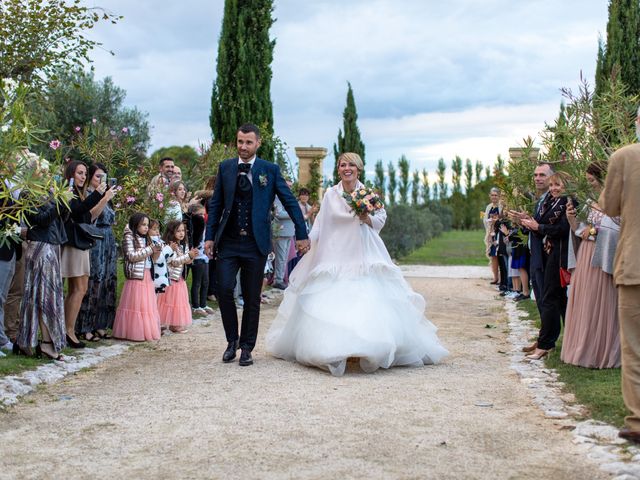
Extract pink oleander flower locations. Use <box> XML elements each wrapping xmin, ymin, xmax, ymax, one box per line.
<box><xmin>49</xmin><ymin>139</ymin><xmax>61</xmax><ymax>150</ymax></box>
<box><xmin>92</xmin><ymin>118</ymin><xmax>97</xmax><ymax>124</ymax></box>
<box><xmin>116</xmin><ymin>185</ymin><xmax>123</xmax><ymax>191</ymax></box>
<box><xmin>121</xmin><ymin>127</ymin><xmax>129</xmax><ymax>134</ymax></box>
<box><xmin>115</xmin><ymin>203</ymin><xmax>122</xmax><ymax>208</ymax></box>
<box><xmin>126</xmin><ymin>195</ymin><xmax>136</xmax><ymax>204</ymax></box>
<box><xmin>155</xmin><ymin>192</ymin><xmax>164</xmax><ymax>202</ymax></box>
<box><xmin>159</xmin><ymin>202</ymin><xmax>164</xmax><ymax>209</ymax></box>
<box><xmin>74</xmin><ymin>126</ymin><xmax>81</xmax><ymax>132</ymax></box>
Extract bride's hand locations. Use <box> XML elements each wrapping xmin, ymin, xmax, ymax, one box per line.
<box><xmin>358</xmin><ymin>212</ymin><xmax>372</xmax><ymax>227</ymax></box>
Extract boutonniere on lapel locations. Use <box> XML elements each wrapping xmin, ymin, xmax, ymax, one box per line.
<box><xmin>258</xmin><ymin>173</ymin><xmax>268</xmax><ymax>187</ymax></box>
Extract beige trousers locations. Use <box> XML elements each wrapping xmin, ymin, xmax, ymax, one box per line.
<box><xmin>619</xmin><ymin>284</ymin><xmax>640</xmax><ymax>430</ymax></box>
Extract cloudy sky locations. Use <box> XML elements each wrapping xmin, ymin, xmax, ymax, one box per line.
<box><xmin>89</xmin><ymin>0</ymin><xmax>608</xmax><ymax>180</ymax></box>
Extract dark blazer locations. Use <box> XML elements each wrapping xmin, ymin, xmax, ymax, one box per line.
<box><xmin>206</xmin><ymin>157</ymin><xmax>308</xmax><ymax>256</ymax></box>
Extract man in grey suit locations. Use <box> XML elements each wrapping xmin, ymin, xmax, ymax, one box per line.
<box><xmin>271</xmin><ymin>187</ymin><xmax>295</xmax><ymax>290</ymax></box>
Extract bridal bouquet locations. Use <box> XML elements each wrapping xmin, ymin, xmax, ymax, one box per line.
<box><xmin>343</xmin><ymin>187</ymin><xmax>384</xmax><ymax>216</ymax></box>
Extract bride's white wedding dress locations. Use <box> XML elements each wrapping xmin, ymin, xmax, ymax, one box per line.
<box><xmin>265</xmin><ymin>182</ymin><xmax>448</xmax><ymax>376</ymax></box>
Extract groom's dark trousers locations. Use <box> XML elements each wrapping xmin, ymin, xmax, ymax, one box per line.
<box><xmin>216</xmin><ymin>234</ymin><xmax>267</xmax><ymax>351</ymax></box>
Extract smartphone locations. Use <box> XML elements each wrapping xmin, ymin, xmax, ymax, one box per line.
<box><xmin>69</xmin><ymin>178</ymin><xmax>74</xmax><ymax>189</ymax></box>
<box><xmin>108</xmin><ymin>178</ymin><xmax>117</xmax><ymax>188</ymax></box>
<box><xmin>100</xmin><ymin>173</ymin><xmax>107</xmax><ymax>185</ymax></box>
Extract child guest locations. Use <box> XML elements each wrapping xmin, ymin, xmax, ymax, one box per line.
<box><xmin>157</xmin><ymin>220</ymin><xmax>198</xmax><ymax>333</ymax></box>
<box><xmin>112</xmin><ymin>213</ymin><xmax>162</xmax><ymax>341</ymax></box>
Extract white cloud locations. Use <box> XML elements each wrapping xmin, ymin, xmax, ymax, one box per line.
<box><xmin>84</xmin><ymin>0</ymin><xmax>608</xmax><ymax>181</ymax></box>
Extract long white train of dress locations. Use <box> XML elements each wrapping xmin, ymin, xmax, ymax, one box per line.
<box><xmin>265</xmin><ymin>182</ymin><xmax>449</xmax><ymax>376</ymax></box>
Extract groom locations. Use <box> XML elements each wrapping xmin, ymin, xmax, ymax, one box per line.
<box><xmin>205</xmin><ymin>123</ymin><xmax>309</xmax><ymax>366</ymax></box>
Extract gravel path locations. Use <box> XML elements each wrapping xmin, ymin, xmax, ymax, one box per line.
<box><xmin>0</xmin><ymin>272</ymin><xmax>609</xmax><ymax>480</ymax></box>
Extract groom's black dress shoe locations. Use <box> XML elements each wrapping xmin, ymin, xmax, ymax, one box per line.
<box><xmin>239</xmin><ymin>349</ymin><xmax>253</xmax><ymax>366</ymax></box>
<box><xmin>222</xmin><ymin>340</ymin><xmax>239</xmax><ymax>363</ymax></box>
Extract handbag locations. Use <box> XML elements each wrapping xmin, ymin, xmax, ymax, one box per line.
<box><xmin>66</xmin><ymin>222</ymin><xmax>104</xmax><ymax>250</ymax></box>
<box><xmin>559</xmin><ymin>267</ymin><xmax>571</xmax><ymax>288</ymax></box>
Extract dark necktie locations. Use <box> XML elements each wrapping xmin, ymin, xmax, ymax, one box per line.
<box><xmin>237</xmin><ymin>163</ymin><xmax>252</xmax><ymax>196</ymax></box>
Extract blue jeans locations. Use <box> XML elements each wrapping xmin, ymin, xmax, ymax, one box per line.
<box><xmin>0</xmin><ymin>253</ymin><xmax>16</xmax><ymax>346</ymax></box>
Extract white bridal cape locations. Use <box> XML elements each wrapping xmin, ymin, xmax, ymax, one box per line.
<box><xmin>265</xmin><ymin>182</ymin><xmax>449</xmax><ymax>376</ymax></box>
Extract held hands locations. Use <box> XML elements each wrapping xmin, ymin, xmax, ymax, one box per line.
<box><xmin>188</xmin><ymin>247</ymin><xmax>200</xmax><ymax>259</ymax></box>
<box><xmin>296</xmin><ymin>239</ymin><xmax>310</xmax><ymax>255</ymax></box>
<box><xmin>204</xmin><ymin>240</ymin><xmax>215</xmax><ymax>259</ymax></box>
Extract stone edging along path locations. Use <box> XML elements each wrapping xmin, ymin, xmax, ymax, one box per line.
<box><xmin>504</xmin><ymin>298</ymin><xmax>640</xmax><ymax>479</ymax></box>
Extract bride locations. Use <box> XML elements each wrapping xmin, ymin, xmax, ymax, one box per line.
<box><xmin>265</xmin><ymin>153</ymin><xmax>448</xmax><ymax>376</ymax></box>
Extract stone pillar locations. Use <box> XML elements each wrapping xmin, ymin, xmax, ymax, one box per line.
<box><xmin>295</xmin><ymin>147</ymin><xmax>328</xmax><ymax>200</ymax></box>
<box><xmin>508</xmin><ymin>147</ymin><xmax>540</xmax><ymax>163</ymax></box>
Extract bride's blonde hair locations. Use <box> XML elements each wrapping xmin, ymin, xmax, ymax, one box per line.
<box><xmin>337</xmin><ymin>152</ymin><xmax>363</xmax><ymax>171</ymax></box>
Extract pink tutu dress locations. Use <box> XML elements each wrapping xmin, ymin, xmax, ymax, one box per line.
<box><xmin>113</xmin><ymin>269</ymin><xmax>161</xmax><ymax>341</ymax></box>
<box><xmin>158</xmin><ymin>276</ymin><xmax>192</xmax><ymax>329</ymax></box>
<box><xmin>157</xmin><ymin>244</ymin><xmax>193</xmax><ymax>330</ymax></box>
<box><xmin>112</xmin><ymin>227</ymin><xmax>161</xmax><ymax>341</ymax></box>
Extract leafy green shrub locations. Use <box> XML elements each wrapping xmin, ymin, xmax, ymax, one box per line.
<box><xmin>381</xmin><ymin>204</ymin><xmax>446</xmax><ymax>259</ymax></box>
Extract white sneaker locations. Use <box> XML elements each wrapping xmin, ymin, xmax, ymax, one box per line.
<box><xmin>236</xmin><ymin>297</ymin><xmax>244</xmax><ymax>308</ymax></box>
<box><xmin>192</xmin><ymin>307</ymin><xmax>206</xmax><ymax>317</ymax></box>
<box><xmin>203</xmin><ymin>306</ymin><xmax>215</xmax><ymax>314</ymax></box>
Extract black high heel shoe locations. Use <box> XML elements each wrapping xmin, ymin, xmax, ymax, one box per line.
<box><xmin>37</xmin><ymin>341</ymin><xmax>63</xmax><ymax>361</ymax></box>
<box><xmin>66</xmin><ymin>334</ymin><xmax>85</xmax><ymax>349</ymax></box>
<box><xmin>12</xmin><ymin>343</ymin><xmax>33</xmax><ymax>356</ymax></box>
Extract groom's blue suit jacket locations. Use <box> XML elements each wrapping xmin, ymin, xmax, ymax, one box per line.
<box><xmin>205</xmin><ymin>157</ymin><xmax>308</xmax><ymax>256</ymax></box>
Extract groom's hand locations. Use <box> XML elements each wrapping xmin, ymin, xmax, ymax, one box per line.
<box><xmin>296</xmin><ymin>239</ymin><xmax>310</xmax><ymax>255</ymax></box>
<box><xmin>205</xmin><ymin>240</ymin><xmax>215</xmax><ymax>258</ymax></box>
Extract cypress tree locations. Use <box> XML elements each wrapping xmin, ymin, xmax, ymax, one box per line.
<box><xmin>398</xmin><ymin>155</ymin><xmax>410</xmax><ymax>205</ymax></box>
<box><xmin>437</xmin><ymin>158</ymin><xmax>448</xmax><ymax>200</ymax></box>
<box><xmin>451</xmin><ymin>156</ymin><xmax>463</xmax><ymax>195</ymax></box>
<box><xmin>411</xmin><ymin>170</ymin><xmax>420</xmax><ymax>205</ymax></box>
<box><xmin>421</xmin><ymin>168</ymin><xmax>430</xmax><ymax>203</ymax></box>
<box><xmin>595</xmin><ymin>0</ymin><xmax>640</xmax><ymax>97</ymax></box>
<box><xmin>333</xmin><ymin>82</ymin><xmax>366</xmax><ymax>183</ymax></box>
<box><xmin>210</xmin><ymin>0</ymin><xmax>275</xmax><ymax>160</ymax></box>
<box><xmin>387</xmin><ymin>161</ymin><xmax>397</xmax><ymax>206</ymax></box>
<box><xmin>374</xmin><ymin>159</ymin><xmax>386</xmax><ymax>200</ymax></box>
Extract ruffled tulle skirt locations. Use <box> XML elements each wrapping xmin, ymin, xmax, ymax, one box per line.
<box><xmin>112</xmin><ymin>269</ymin><xmax>161</xmax><ymax>341</ymax></box>
<box><xmin>157</xmin><ymin>277</ymin><xmax>192</xmax><ymax>328</ymax></box>
<box><xmin>266</xmin><ymin>263</ymin><xmax>449</xmax><ymax>376</ymax></box>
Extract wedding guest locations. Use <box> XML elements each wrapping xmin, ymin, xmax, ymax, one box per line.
<box><xmin>297</xmin><ymin>188</ymin><xmax>317</xmax><ymax>232</ymax></box>
<box><xmin>0</xmin><ymin>194</ymin><xmax>20</xmax><ymax>353</ymax></box>
<box><xmin>186</xmin><ymin>204</ymin><xmax>213</xmax><ymax>316</ymax></box>
<box><xmin>165</xmin><ymin>180</ymin><xmax>188</xmax><ymax>222</ymax></box>
<box><xmin>112</xmin><ymin>213</ymin><xmax>163</xmax><ymax>341</ymax></box>
<box><xmin>561</xmin><ymin>162</ymin><xmax>620</xmax><ymax>369</ymax></box>
<box><xmin>203</xmin><ymin>175</ymin><xmax>218</xmax><ymax>301</ymax></box>
<box><xmin>521</xmin><ymin>171</ymin><xmax>572</xmax><ymax>360</ymax></box>
<box><xmin>147</xmin><ymin>157</ymin><xmax>175</xmax><ymax>195</ymax></box>
<box><xmin>510</xmin><ymin>163</ymin><xmax>554</xmax><ymax>312</ymax></box>
<box><xmin>15</xmin><ymin>159</ymin><xmax>69</xmax><ymax>360</ymax></box>
<box><xmin>61</xmin><ymin>160</ymin><xmax>110</xmax><ymax>348</ymax></box>
<box><xmin>172</xmin><ymin>165</ymin><xmax>182</xmax><ymax>182</ymax></box>
<box><xmin>3</xmin><ymin>226</ymin><xmax>25</xmax><ymax>345</ymax></box>
<box><xmin>502</xmin><ymin>223</ymin><xmax>530</xmax><ymax>301</ymax></box>
<box><xmin>76</xmin><ymin>163</ymin><xmax>118</xmax><ymax>341</ymax></box>
<box><xmin>602</xmin><ymin>113</ymin><xmax>640</xmax><ymax>444</ymax></box>
<box><xmin>157</xmin><ymin>220</ymin><xmax>198</xmax><ymax>332</ymax></box>
<box><xmin>484</xmin><ymin>188</ymin><xmax>501</xmax><ymax>284</ymax></box>
<box><xmin>272</xmin><ymin>185</ymin><xmax>295</xmax><ymax>290</ymax></box>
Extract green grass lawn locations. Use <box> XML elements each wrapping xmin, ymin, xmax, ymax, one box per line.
<box><xmin>516</xmin><ymin>301</ymin><xmax>627</xmax><ymax>427</ymax></box>
<box><xmin>400</xmin><ymin>229</ymin><xmax>487</xmax><ymax>265</ymax></box>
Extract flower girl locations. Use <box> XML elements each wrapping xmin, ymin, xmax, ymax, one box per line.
<box><xmin>113</xmin><ymin>212</ymin><xmax>162</xmax><ymax>341</ymax></box>
<box><xmin>157</xmin><ymin>220</ymin><xmax>199</xmax><ymax>333</ymax></box>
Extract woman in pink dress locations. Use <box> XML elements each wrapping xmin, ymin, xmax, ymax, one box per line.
<box><xmin>561</xmin><ymin>163</ymin><xmax>621</xmax><ymax>368</ymax></box>
<box><xmin>113</xmin><ymin>213</ymin><xmax>163</xmax><ymax>341</ymax></box>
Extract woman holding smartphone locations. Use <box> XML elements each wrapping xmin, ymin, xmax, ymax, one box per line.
<box><xmin>61</xmin><ymin>161</ymin><xmax>116</xmax><ymax>348</ymax></box>
<box><xmin>76</xmin><ymin>162</ymin><xmax>118</xmax><ymax>341</ymax></box>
